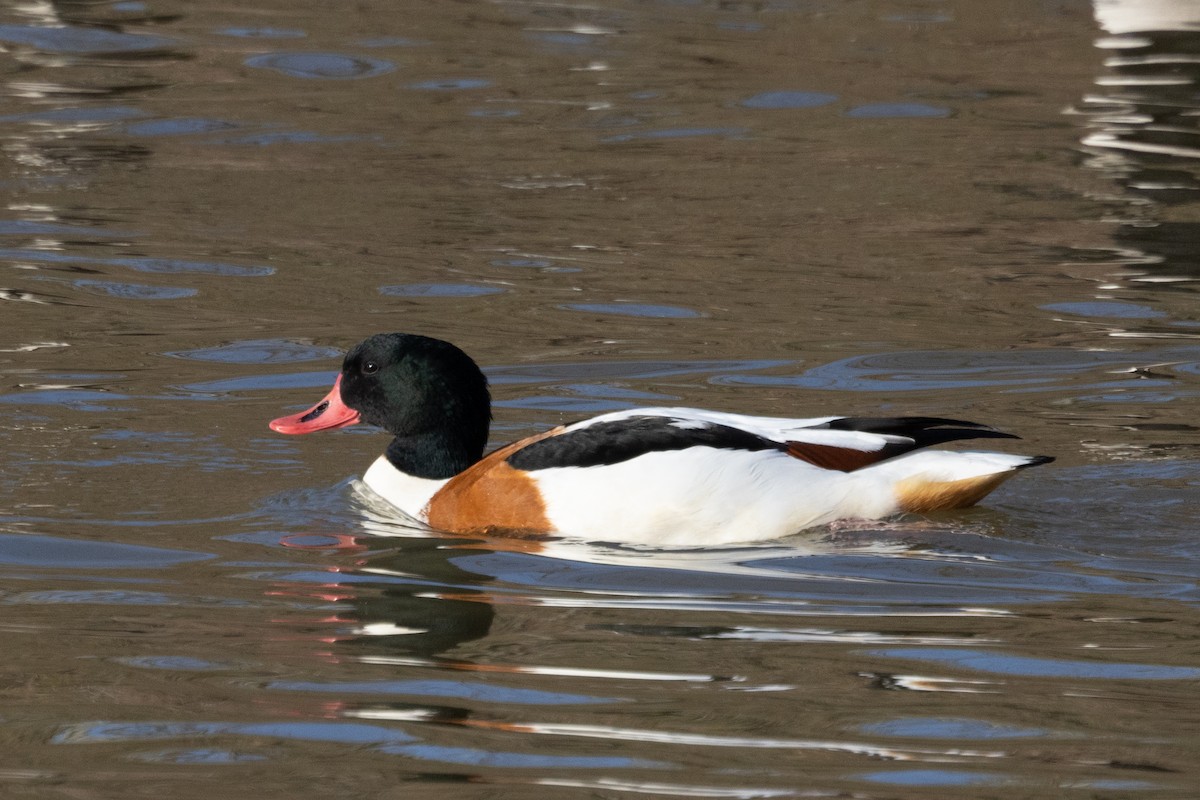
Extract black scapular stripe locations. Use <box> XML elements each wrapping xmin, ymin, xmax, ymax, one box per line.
<box><xmin>506</xmin><ymin>416</ymin><xmax>783</xmax><ymax>471</ymax></box>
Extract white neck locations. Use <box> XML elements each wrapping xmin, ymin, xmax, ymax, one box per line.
<box><xmin>360</xmin><ymin>455</ymin><xmax>447</xmax><ymax>521</ymax></box>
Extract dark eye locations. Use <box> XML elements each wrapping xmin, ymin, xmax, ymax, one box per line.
<box><xmin>363</xmin><ymin>361</ymin><xmax>379</xmax><ymax>375</ymax></box>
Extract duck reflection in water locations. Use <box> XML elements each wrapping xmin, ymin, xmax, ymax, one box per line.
<box><xmin>279</xmin><ymin>533</ymin><xmax>498</xmax><ymax>660</ymax></box>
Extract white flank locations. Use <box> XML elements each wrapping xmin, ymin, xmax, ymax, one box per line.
<box><xmin>532</xmin><ymin>448</ymin><xmax>896</xmax><ymax>546</ymax></box>
<box><xmin>533</xmin><ymin>447</ymin><xmax>1040</xmax><ymax>546</ymax></box>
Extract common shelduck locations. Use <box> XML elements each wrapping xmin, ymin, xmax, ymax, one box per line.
<box><xmin>269</xmin><ymin>333</ymin><xmax>1052</xmax><ymax>546</ymax></box>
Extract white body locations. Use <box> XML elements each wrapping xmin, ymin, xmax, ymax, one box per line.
<box><xmin>359</xmin><ymin>407</ymin><xmax>1039</xmax><ymax>546</ymax></box>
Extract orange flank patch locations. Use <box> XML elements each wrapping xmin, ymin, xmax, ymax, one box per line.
<box><xmin>786</xmin><ymin>441</ymin><xmax>889</xmax><ymax>472</ymax></box>
<box><xmin>895</xmin><ymin>471</ymin><xmax>1016</xmax><ymax>513</ymax></box>
<box><xmin>424</xmin><ymin>428</ymin><xmax>564</xmax><ymax>537</ymax></box>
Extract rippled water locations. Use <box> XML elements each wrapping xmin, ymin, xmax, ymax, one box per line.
<box><xmin>2</xmin><ymin>0</ymin><xmax>1200</xmax><ymax>797</ymax></box>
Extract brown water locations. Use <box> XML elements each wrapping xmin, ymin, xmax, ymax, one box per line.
<box><xmin>2</xmin><ymin>0</ymin><xmax>1200</xmax><ymax>797</ymax></box>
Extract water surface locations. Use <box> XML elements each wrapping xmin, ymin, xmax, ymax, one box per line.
<box><xmin>2</xmin><ymin>0</ymin><xmax>1199</xmax><ymax>797</ymax></box>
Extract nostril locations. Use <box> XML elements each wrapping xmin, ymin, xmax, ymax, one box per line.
<box><xmin>300</xmin><ymin>400</ymin><xmax>329</xmax><ymax>423</ymax></box>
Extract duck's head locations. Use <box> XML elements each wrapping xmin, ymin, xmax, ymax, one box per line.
<box><xmin>270</xmin><ymin>333</ymin><xmax>492</xmax><ymax>467</ymax></box>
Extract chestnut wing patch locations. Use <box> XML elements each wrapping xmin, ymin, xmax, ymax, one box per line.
<box><xmin>784</xmin><ymin>442</ymin><xmax>889</xmax><ymax>472</ymax></box>
<box><xmin>505</xmin><ymin>416</ymin><xmax>783</xmax><ymax>471</ymax></box>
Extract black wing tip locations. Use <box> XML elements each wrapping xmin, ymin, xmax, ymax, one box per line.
<box><xmin>817</xmin><ymin>416</ymin><xmax>1022</xmax><ymax>442</ymax></box>
<box><xmin>1017</xmin><ymin>455</ymin><xmax>1056</xmax><ymax>470</ymax></box>
<box><xmin>820</xmin><ymin>415</ymin><xmax>1005</xmax><ymax>431</ymax></box>
<box><xmin>960</xmin><ymin>428</ymin><xmax>1022</xmax><ymax>442</ymax></box>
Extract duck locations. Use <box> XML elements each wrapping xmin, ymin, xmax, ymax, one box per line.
<box><xmin>269</xmin><ymin>333</ymin><xmax>1052</xmax><ymax>546</ymax></box>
